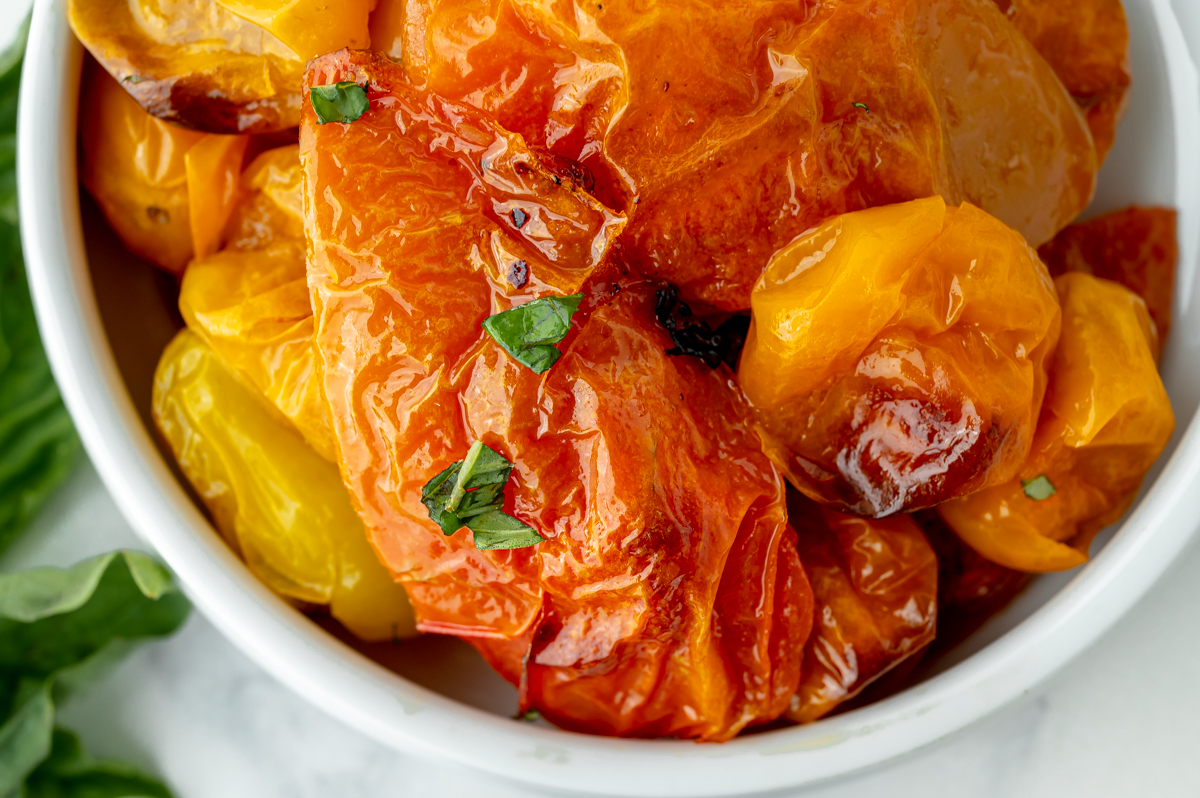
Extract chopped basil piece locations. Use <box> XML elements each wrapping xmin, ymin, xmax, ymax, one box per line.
<box><xmin>482</xmin><ymin>294</ymin><xmax>583</xmax><ymax>374</ymax></box>
<box><xmin>419</xmin><ymin>442</ymin><xmax>543</xmax><ymax>550</ymax></box>
<box><xmin>1021</xmin><ymin>474</ymin><xmax>1056</xmax><ymax>501</ymax></box>
<box><xmin>852</xmin><ymin>101</ymin><xmax>870</xmax><ymax>113</ymax></box>
<box><xmin>309</xmin><ymin>81</ymin><xmax>369</xmax><ymax>125</ymax></box>
<box><xmin>516</xmin><ymin>709</ymin><xmax>542</xmax><ymax>723</ymax></box>
<box><xmin>420</xmin><ymin>462</ymin><xmax>463</xmax><ymax>534</ymax></box>
<box><xmin>468</xmin><ymin>509</ymin><xmax>545</xmax><ymax>550</ymax></box>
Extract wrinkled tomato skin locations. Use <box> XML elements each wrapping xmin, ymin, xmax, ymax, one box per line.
<box><xmin>738</xmin><ymin>197</ymin><xmax>1061</xmax><ymax>518</ymax></box>
<box><xmin>1038</xmin><ymin>207</ymin><xmax>1178</xmax><ymax>356</ymax></box>
<box><xmin>786</xmin><ymin>493</ymin><xmax>937</xmax><ymax>724</ymax></box>
<box><xmin>938</xmin><ymin>273</ymin><xmax>1175</xmax><ymax>573</ymax></box>
<box><xmin>390</xmin><ymin>0</ymin><xmax>1095</xmax><ymax>310</ymax></box>
<box><xmin>997</xmin><ymin>0</ymin><xmax>1130</xmax><ymax>162</ymax></box>
<box><xmin>303</xmin><ymin>50</ymin><xmax>812</xmax><ymax>740</ymax></box>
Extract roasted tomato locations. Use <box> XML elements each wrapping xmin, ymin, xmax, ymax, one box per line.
<box><xmin>178</xmin><ymin>144</ymin><xmax>335</xmax><ymax>460</ymax></box>
<box><xmin>302</xmin><ymin>50</ymin><xmax>813</xmax><ymax>740</ymax></box>
<box><xmin>153</xmin><ymin>330</ymin><xmax>416</xmax><ymax>641</ymax></box>
<box><xmin>71</xmin><ymin>0</ymin><xmax>308</xmax><ymax>133</ymax></box>
<box><xmin>787</xmin><ymin>494</ymin><xmax>937</xmax><ymax>724</ymax></box>
<box><xmin>387</xmin><ymin>0</ymin><xmax>1096</xmax><ymax>309</ymax></box>
<box><xmin>738</xmin><ymin>197</ymin><xmax>1061</xmax><ymax>518</ymax></box>
<box><xmin>938</xmin><ymin>273</ymin><xmax>1174</xmax><ymax>572</ymax></box>
<box><xmin>997</xmin><ymin>0</ymin><xmax>1130</xmax><ymax>162</ymax></box>
<box><xmin>1038</xmin><ymin>207</ymin><xmax>1178</xmax><ymax>356</ymax></box>
<box><xmin>79</xmin><ymin>64</ymin><xmax>249</xmax><ymax>272</ymax></box>
<box><xmin>214</xmin><ymin>0</ymin><xmax>372</xmax><ymax>61</ymax></box>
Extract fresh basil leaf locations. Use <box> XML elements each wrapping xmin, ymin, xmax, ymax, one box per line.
<box><xmin>309</xmin><ymin>82</ymin><xmax>369</xmax><ymax>125</ymax></box>
<box><xmin>1021</xmin><ymin>475</ymin><xmax>1056</xmax><ymax>501</ymax></box>
<box><xmin>481</xmin><ymin>294</ymin><xmax>583</xmax><ymax>374</ymax></box>
<box><xmin>455</xmin><ymin>482</ymin><xmax>504</xmax><ymax>520</ymax></box>
<box><xmin>419</xmin><ymin>462</ymin><xmax>464</xmax><ymax>535</ymax></box>
<box><xmin>0</xmin><ymin>553</ymin><xmax>190</xmax><ymax>694</ymax></box>
<box><xmin>23</xmin><ymin>728</ymin><xmax>174</xmax><ymax>798</ymax></box>
<box><xmin>0</xmin><ymin>681</ymin><xmax>51</xmax><ymax>794</ymax></box>
<box><xmin>460</xmin><ymin>443</ymin><xmax>514</xmax><ymax>490</ymax></box>
<box><xmin>0</xmin><ymin>20</ymin><xmax>81</xmax><ymax>557</ymax></box>
<box><xmin>467</xmin><ymin>510</ymin><xmax>544</xmax><ymax>551</ymax></box>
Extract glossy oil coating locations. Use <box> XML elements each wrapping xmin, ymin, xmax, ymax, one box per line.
<box><xmin>385</xmin><ymin>0</ymin><xmax>1096</xmax><ymax>309</ymax></box>
<box><xmin>78</xmin><ymin>64</ymin><xmax>248</xmax><ymax>272</ymax></box>
<box><xmin>215</xmin><ymin>0</ymin><xmax>373</xmax><ymax>61</ymax></box>
<box><xmin>1038</xmin><ymin>206</ymin><xmax>1178</xmax><ymax>356</ymax></box>
<box><xmin>179</xmin><ymin>144</ymin><xmax>336</xmax><ymax>461</ymax></box>
<box><xmin>69</xmin><ymin>0</ymin><xmax>305</xmax><ymax>133</ymax></box>
<box><xmin>302</xmin><ymin>50</ymin><xmax>812</xmax><ymax>740</ymax></box>
<box><xmin>998</xmin><ymin>0</ymin><xmax>1130</xmax><ymax>162</ymax></box>
<box><xmin>152</xmin><ymin>330</ymin><xmax>417</xmax><ymax>641</ymax></box>
<box><xmin>787</xmin><ymin>494</ymin><xmax>937</xmax><ymax>724</ymax></box>
<box><xmin>738</xmin><ymin>197</ymin><xmax>1061</xmax><ymax>518</ymax></box>
<box><xmin>938</xmin><ymin>273</ymin><xmax>1175</xmax><ymax>572</ymax></box>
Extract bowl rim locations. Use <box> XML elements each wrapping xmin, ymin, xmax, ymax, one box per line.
<box><xmin>18</xmin><ymin>0</ymin><xmax>1200</xmax><ymax>795</ymax></box>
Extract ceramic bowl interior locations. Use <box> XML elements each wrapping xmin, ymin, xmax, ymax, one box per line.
<box><xmin>18</xmin><ymin>0</ymin><xmax>1200</xmax><ymax>795</ymax></box>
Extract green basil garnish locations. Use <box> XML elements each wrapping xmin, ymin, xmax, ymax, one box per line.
<box><xmin>419</xmin><ymin>441</ymin><xmax>544</xmax><ymax>550</ymax></box>
<box><xmin>482</xmin><ymin>294</ymin><xmax>583</xmax><ymax>374</ymax></box>
<box><xmin>309</xmin><ymin>81</ymin><xmax>369</xmax><ymax>125</ymax></box>
<box><xmin>1021</xmin><ymin>474</ymin><xmax>1056</xmax><ymax>501</ymax></box>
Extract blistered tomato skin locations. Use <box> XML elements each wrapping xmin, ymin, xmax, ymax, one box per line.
<box><xmin>787</xmin><ymin>495</ymin><xmax>937</xmax><ymax>724</ymax></box>
<box><xmin>939</xmin><ymin>273</ymin><xmax>1175</xmax><ymax>573</ymax></box>
<box><xmin>1038</xmin><ymin>207</ymin><xmax>1178</xmax><ymax>356</ymax></box>
<box><xmin>392</xmin><ymin>0</ymin><xmax>1096</xmax><ymax>310</ymax></box>
<box><xmin>738</xmin><ymin>197</ymin><xmax>1061</xmax><ymax>518</ymax></box>
<box><xmin>152</xmin><ymin>330</ymin><xmax>417</xmax><ymax>642</ymax></box>
<box><xmin>179</xmin><ymin>145</ymin><xmax>336</xmax><ymax>461</ymax></box>
<box><xmin>998</xmin><ymin>0</ymin><xmax>1130</xmax><ymax>162</ymax></box>
<box><xmin>69</xmin><ymin>0</ymin><xmax>306</xmax><ymax>133</ymax></box>
<box><xmin>302</xmin><ymin>50</ymin><xmax>812</xmax><ymax>740</ymax></box>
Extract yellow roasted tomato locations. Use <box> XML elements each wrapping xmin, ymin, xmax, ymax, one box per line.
<box><xmin>215</xmin><ymin>0</ymin><xmax>374</xmax><ymax>61</ymax></box>
<box><xmin>938</xmin><ymin>272</ymin><xmax>1174</xmax><ymax>572</ymax></box>
<box><xmin>153</xmin><ymin>330</ymin><xmax>416</xmax><ymax>641</ymax></box>
<box><xmin>738</xmin><ymin>196</ymin><xmax>1061</xmax><ymax>518</ymax></box>
<box><xmin>178</xmin><ymin>145</ymin><xmax>335</xmax><ymax>460</ymax></box>
<box><xmin>70</xmin><ymin>0</ymin><xmax>307</xmax><ymax>134</ymax></box>
<box><xmin>79</xmin><ymin>65</ymin><xmax>248</xmax><ymax>273</ymax></box>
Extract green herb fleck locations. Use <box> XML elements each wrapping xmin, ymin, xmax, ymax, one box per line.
<box><xmin>419</xmin><ymin>443</ymin><xmax>545</xmax><ymax>550</ymax></box>
<box><xmin>852</xmin><ymin>102</ymin><xmax>870</xmax><ymax>113</ymax></box>
<box><xmin>516</xmin><ymin>709</ymin><xmax>542</xmax><ymax>723</ymax></box>
<box><xmin>1021</xmin><ymin>474</ymin><xmax>1056</xmax><ymax>501</ymax></box>
<box><xmin>122</xmin><ymin>74</ymin><xmax>147</xmax><ymax>84</ymax></box>
<box><xmin>309</xmin><ymin>81</ymin><xmax>370</xmax><ymax>125</ymax></box>
<box><xmin>482</xmin><ymin>294</ymin><xmax>583</xmax><ymax>374</ymax></box>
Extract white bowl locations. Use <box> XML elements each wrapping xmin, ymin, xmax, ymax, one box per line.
<box><xmin>17</xmin><ymin>0</ymin><xmax>1200</xmax><ymax>795</ymax></box>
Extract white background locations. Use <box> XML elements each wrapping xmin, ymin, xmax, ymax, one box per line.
<box><xmin>4</xmin><ymin>1</ymin><xmax>1200</xmax><ymax>796</ymax></box>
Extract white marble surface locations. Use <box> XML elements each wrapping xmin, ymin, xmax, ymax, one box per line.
<box><xmin>8</xmin><ymin>2</ymin><xmax>1200</xmax><ymax>796</ymax></box>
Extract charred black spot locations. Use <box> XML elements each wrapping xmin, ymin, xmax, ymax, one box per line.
<box><xmin>512</xmin><ymin>208</ymin><xmax>529</xmax><ymax>229</ymax></box>
<box><xmin>508</xmin><ymin>260</ymin><xmax>529</xmax><ymax>289</ymax></box>
<box><xmin>654</xmin><ymin>286</ymin><xmax>750</xmax><ymax>370</ymax></box>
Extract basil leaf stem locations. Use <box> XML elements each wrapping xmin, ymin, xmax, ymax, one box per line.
<box><xmin>482</xmin><ymin>294</ymin><xmax>583</xmax><ymax>374</ymax></box>
<box><xmin>309</xmin><ymin>81</ymin><xmax>370</xmax><ymax>125</ymax></box>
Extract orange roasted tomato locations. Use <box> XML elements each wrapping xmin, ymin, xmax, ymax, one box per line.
<box><xmin>938</xmin><ymin>272</ymin><xmax>1174</xmax><ymax>572</ymax></box>
<box><xmin>738</xmin><ymin>196</ymin><xmax>1061</xmax><ymax>518</ymax></box>
<box><xmin>79</xmin><ymin>64</ymin><xmax>248</xmax><ymax>273</ymax></box>
<box><xmin>787</xmin><ymin>494</ymin><xmax>937</xmax><ymax>724</ymax></box>
<box><xmin>997</xmin><ymin>0</ymin><xmax>1131</xmax><ymax>162</ymax></box>
<box><xmin>385</xmin><ymin>0</ymin><xmax>1096</xmax><ymax>309</ymax></box>
<box><xmin>1038</xmin><ymin>206</ymin><xmax>1178</xmax><ymax>356</ymax></box>
<box><xmin>301</xmin><ymin>50</ymin><xmax>814</xmax><ymax>740</ymax></box>
<box><xmin>177</xmin><ymin>144</ymin><xmax>336</xmax><ymax>460</ymax></box>
<box><xmin>70</xmin><ymin>0</ymin><xmax>373</xmax><ymax>133</ymax></box>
